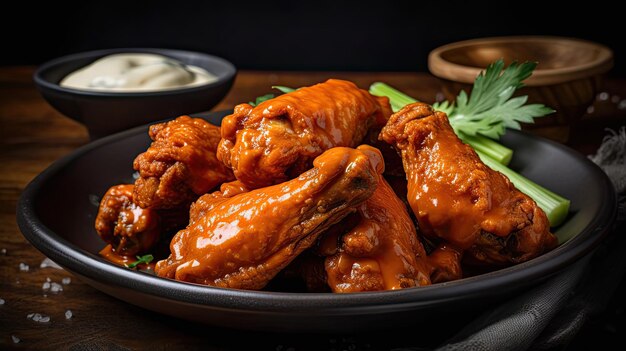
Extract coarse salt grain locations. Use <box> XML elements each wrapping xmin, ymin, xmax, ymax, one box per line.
<box><xmin>42</xmin><ymin>282</ymin><xmax>51</xmax><ymax>290</ymax></box>
<box><xmin>46</xmin><ymin>277</ymin><xmax>51</xmax><ymax>282</ymax></box>
<box><xmin>28</xmin><ymin>313</ymin><xmax>50</xmax><ymax>323</ymax></box>
<box><xmin>1</xmin><ymin>248</ymin><xmax>6</xmax><ymax>255</ymax></box>
<box><xmin>11</xmin><ymin>335</ymin><xmax>20</xmax><ymax>343</ymax></box>
<box><xmin>62</xmin><ymin>277</ymin><xmax>71</xmax><ymax>285</ymax></box>
<box><xmin>50</xmin><ymin>283</ymin><xmax>63</xmax><ymax>294</ymax></box>
<box><xmin>19</xmin><ymin>263</ymin><xmax>29</xmax><ymax>272</ymax></box>
<box><xmin>89</xmin><ymin>194</ymin><xmax>101</xmax><ymax>207</ymax></box>
<box><xmin>65</xmin><ymin>310</ymin><xmax>73</xmax><ymax>319</ymax></box>
<box><xmin>598</xmin><ymin>92</ymin><xmax>610</xmax><ymax>101</ymax></box>
<box><xmin>40</xmin><ymin>258</ymin><xmax>63</xmax><ymax>270</ymax></box>
<box><xmin>0</xmin><ymin>298</ymin><xmax>5</xmax><ymax>305</ymax></box>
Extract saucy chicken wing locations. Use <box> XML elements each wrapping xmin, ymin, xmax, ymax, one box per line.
<box><xmin>217</xmin><ymin>79</ymin><xmax>392</xmax><ymax>189</ymax></box>
<box><xmin>133</xmin><ymin>116</ymin><xmax>234</xmax><ymax>209</ymax></box>
<box><xmin>95</xmin><ymin>184</ymin><xmax>189</xmax><ymax>258</ymax></box>
<box><xmin>323</xmin><ymin>179</ymin><xmax>433</xmax><ymax>291</ymax></box>
<box><xmin>321</xmin><ymin>151</ymin><xmax>433</xmax><ymax>292</ymax></box>
<box><xmin>155</xmin><ymin>145</ymin><xmax>381</xmax><ymax>289</ymax></box>
<box><xmin>380</xmin><ymin>103</ymin><xmax>557</xmax><ymax>266</ymax></box>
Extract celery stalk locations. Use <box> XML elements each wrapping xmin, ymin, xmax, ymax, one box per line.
<box><xmin>476</xmin><ymin>150</ymin><xmax>570</xmax><ymax>228</ymax></box>
<box><xmin>369</xmin><ymin>82</ymin><xmax>417</xmax><ymax>112</ymax></box>
<box><xmin>458</xmin><ymin>132</ymin><xmax>513</xmax><ymax>165</ymax></box>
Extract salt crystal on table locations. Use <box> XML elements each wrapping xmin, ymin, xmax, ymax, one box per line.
<box><xmin>19</xmin><ymin>263</ymin><xmax>29</xmax><ymax>272</ymax></box>
<box><xmin>62</xmin><ymin>277</ymin><xmax>71</xmax><ymax>285</ymax></box>
<box><xmin>65</xmin><ymin>310</ymin><xmax>73</xmax><ymax>319</ymax></box>
<box><xmin>11</xmin><ymin>335</ymin><xmax>20</xmax><ymax>344</ymax></box>
<box><xmin>89</xmin><ymin>194</ymin><xmax>101</xmax><ymax>207</ymax></box>
<box><xmin>46</xmin><ymin>277</ymin><xmax>51</xmax><ymax>282</ymax></box>
<box><xmin>40</xmin><ymin>258</ymin><xmax>63</xmax><ymax>270</ymax></box>
<box><xmin>50</xmin><ymin>282</ymin><xmax>63</xmax><ymax>294</ymax></box>
<box><xmin>29</xmin><ymin>313</ymin><xmax>50</xmax><ymax>323</ymax></box>
<box><xmin>0</xmin><ymin>298</ymin><xmax>5</xmax><ymax>305</ymax></box>
<box><xmin>42</xmin><ymin>282</ymin><xmax>51</xmax><ymax>290</ymax></box>
<box><xmin>1</xmin><ymin>248</ymin><xmax>6</xmax><ymax>255</ymax></box>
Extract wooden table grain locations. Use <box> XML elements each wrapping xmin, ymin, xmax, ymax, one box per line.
<box><xmin>1</xmin><ymin>67</ymin><xmax>625</xmax><ymax>350</ymax></box>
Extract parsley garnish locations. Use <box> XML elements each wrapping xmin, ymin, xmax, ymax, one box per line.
<box><xmin>127</xmin><ymin>254</ymin><xmax>154</xmax><ymax>269</ymax></box>
<box><xmin>436</xmin><ymin>59</ymin><xmax>555</xmax><ymax>139</ymax></box>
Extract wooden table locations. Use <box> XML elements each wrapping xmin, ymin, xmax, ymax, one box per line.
<box><xmin>1</xmin><ymin>67</ymin><xmax>625</xmax><ymax>350</ymax></box>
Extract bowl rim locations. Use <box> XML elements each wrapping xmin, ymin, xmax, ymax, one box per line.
<box><xmin>428</xmin><ymin>36</ymin><xmax>614</xmax><ymax>86</ymax></box>
<box><xmin>16</xmin><ymin>112</ymin><xmax>618</xmax><ymax>312</ymax></box>
<box><xmin>33</xmin><ymin>47</ymin><xmax>237</xmax><ymax>97</ymax></box>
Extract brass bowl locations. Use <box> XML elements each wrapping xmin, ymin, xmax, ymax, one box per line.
<box><xmin>428</xmin><ymin>36</ymin><xmax>613</xmax><ymax>143</ymax></box>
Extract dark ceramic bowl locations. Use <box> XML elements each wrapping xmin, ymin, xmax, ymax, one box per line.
<box><xmin>17</xmin><ymin>111</ymin><xmax>616</xmax><ymax>333</ymax></box>
<box><xmin>34</xmin><ymin>48</ymin><xmax>236</xmax><ymax>139</ymax></box>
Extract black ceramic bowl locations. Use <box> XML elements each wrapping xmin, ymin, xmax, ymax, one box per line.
<box><xmin>17</xmin><ymin>112</ymin><xmax>617</xmax><ymax>333</ymax></box>
<box><xmin>34</xmin><ymin>48</ymin><xmax>236</xmax><ymax>139</ymax></box>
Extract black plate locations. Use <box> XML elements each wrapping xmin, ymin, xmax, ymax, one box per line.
<box><xmin>17</xmin><ymin>111</ymin><xmax>617</xmax><ymax>333</ymax></box>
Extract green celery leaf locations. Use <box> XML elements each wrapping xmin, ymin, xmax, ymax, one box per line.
<box><xmin>450</xmin><ymin>59</ymin><xmax>553</xmax><ymax>139</ymax></box>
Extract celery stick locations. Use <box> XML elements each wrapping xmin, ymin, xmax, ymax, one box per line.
<box><xmin>458</xmin><ymin>132</ymin><xmax>513</xmax><ymax>165</ymax></box>
<box><xmin>369</xmin><ymin>82</ymin><xmax>418</xmax><ymax>112</ymax></box>
<box><xmin>476</xmin><ymin>150</ymin><xmax>570</xmax><ymax>228</ymax></box>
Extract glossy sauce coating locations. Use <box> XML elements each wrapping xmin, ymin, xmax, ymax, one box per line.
<box><xmin>155</xmin><ymin>146</ymin><xmax>380</xmax><ymax>289</ymax></box>
<box><xmin>324</xmin><ymin>172</ymin><xmax>433</xmax><ymax>292</ymax></box>
<box><xmin>381</xmin><ymin>103</ymin><xmax>557</xmax><ymax>265</ymax></box>
<box><xmin>133</xmin><ymin>116</ymin><xmax>234</xmax><ymax>209</ymax></box>
<box><xmin>217</xmin><ymin>79</ymin><xmax>391</xmax><ymax>189</ymax></box>
<box><xmin>99</xmin><ymin>245</ymin><xmax>156</xmax><ymax>271</ymax></box>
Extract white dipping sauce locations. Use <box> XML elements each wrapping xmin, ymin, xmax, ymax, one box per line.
<box><xmin>60</xmin><ymin>53</ymin><xmax>217</xmax><ymax>92</ymax></box>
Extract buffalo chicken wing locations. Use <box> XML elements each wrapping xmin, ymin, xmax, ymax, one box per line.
<box><xmin>217</xmin><ymin>79</ymin><xmax>391</xmax><ymax>189</ymax></box>
<box><xmin>380</xmin><ymin>103</ymin><xmax>557</xmax><ymax>266</ymax></box>
<box><xmin>155</xmin><ymin>146</ymin><xmax>381</xmax><ymax>289</ymax></box>
<box><xmin>133</xmin><ymin>116</ymin><xmax>234</xmax><ymax>209</ymax></box>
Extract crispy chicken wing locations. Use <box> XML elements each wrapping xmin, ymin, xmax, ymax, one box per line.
<box><xmin>155</xmin><ymin>145</ymin><xmax>381</xmax><ymax>290</ymax></box>
<box><xmin>95</xmin><ymin>184</ymin><xmax>189</xmax><ymax>257</ymax></box>
<box><xmin>380</xmin><ymin>103</ymin><xmax>557</xmax><ymax>266</ymax></box>
<box><xmin>133</xmin><ymin>116</ymin><xmax>234</xmax><ymax>209</ymax></box>
<box><xmin>217</xmin><ymin>79</ymin><xmax>391</xmax><ymax>189</ymax></box>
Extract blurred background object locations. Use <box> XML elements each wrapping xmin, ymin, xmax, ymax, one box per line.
<box><xmin>3</xmin><ymin>0</ymin><xmax>624</xmax><ymax>142</ymax></box>
<box><xmin>2</xmin><ymin>1</ymin><xmax>623</xmax><ymax>75</ymax></box>
<box><xmin>428</xmin><ymin>36</ymin><xmax>614</xmax><ymax>143</ymax></box>
<box><xmin>33</xmin><ymin>48</ymin><xmax>235</xmax><ymax>138</ymax></box>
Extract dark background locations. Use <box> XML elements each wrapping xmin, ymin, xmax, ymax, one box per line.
<box><xmin>3</xmin><ymin>0</ymin><xmax>624</xmax><ymax>76</ymax></box>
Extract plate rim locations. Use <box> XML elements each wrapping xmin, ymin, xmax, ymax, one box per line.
<box><xmin>16</xmin><ymin>111</ymin><xmax>618</xmax><ymax>312</ymax></box>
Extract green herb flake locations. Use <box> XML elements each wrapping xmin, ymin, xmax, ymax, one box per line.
<box><xmin>127</xmin><ymin>254</ymin><xmax>154</xmax><ymax>269</ymax></box>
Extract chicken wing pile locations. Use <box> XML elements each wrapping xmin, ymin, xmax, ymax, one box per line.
<box><xmin>95</xmin><ymin>79</ymin><xmax>557</xmax><ymax>292</ymax></box>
